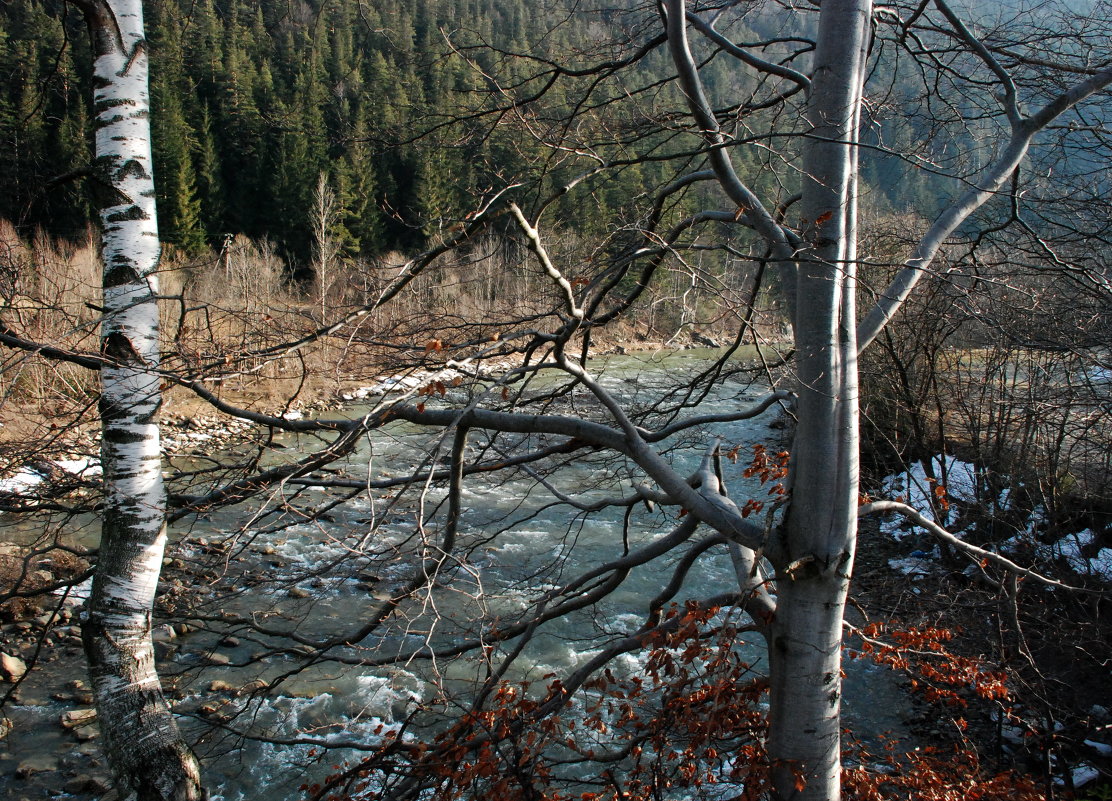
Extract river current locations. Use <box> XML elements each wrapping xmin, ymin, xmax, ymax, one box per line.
<box><xmin>0</xmin><ymin>350</ymin><xmax>910</xmax><ymax>800</ymax></box>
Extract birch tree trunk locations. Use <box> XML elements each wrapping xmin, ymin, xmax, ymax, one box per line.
<box><xmin>69</xmin><ymin>1</ymin><xmax>205</xmax><ymax>798</ymax></box>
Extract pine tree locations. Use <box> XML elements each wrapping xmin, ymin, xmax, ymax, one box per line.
<box><xmin>195</xmin><ymin>106</ymin><xmax>226</xmax><ymax>242</ymax></box>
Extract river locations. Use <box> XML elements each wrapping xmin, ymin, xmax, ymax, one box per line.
<box><xmin>0</xmin><ymin>349</ymin><xmax>911</xmax><ymax>800</ymax></box>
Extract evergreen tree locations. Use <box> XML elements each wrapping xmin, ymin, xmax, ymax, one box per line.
<box><xmin>194</xmin><ymin>106</ymin><xmax>227</xmax><ymax>242</ymax></box>
<box><xmin>0</xmin><ymin>0</ymin><xmax>598</xmax><ymax>256</ymax></box>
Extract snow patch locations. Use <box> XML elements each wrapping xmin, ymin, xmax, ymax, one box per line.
<box><xmin>1040</xmin><ymin>529</ymin><xmax>1112</xmax><ymax>581</ymax></box>
<box><xmin>878</xmin><ymin>455</ymin><xmax>975</xmax><ymax>540</ymax></box>
<box><xmin>0</xmin><ymin>458</ymin><xmax>102</xmax><ymax>496</ymax></box>
<box><xmin>879</xmin><ymin>457</ymin><xmax>1111</xmax><ymax>585</ymax></box>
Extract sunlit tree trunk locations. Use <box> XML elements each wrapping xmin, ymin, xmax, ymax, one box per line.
<box><xmin>666</xmin><ymin>0</ymin><xmax>871</xmax><ymax>796</ymax></box>
<box><xmin>68</xmin><ymin>1</ymin><xmax>205</xmax><ymax>798</ymax></box>
<box><xmin>763</xmin><ymin>3</ymin><xmax>870</xmax><ymax>799</ymax></box>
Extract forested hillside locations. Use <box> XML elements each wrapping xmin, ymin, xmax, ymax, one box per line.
<box><xmin>1</xmin><ymin>0</ymin><xmax>958</xmax><ymax>273</ymax></box>
<box><xmin>1</xmin><ymin>0</ymin><xmax>674</xmax><ymax>268</ymax></box>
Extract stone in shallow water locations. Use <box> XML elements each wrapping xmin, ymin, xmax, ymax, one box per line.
<box><xmin>61</xmin><ymin>708</ymin><xmax>98</xmax><ymax>729</ymax></box>
<box><xmin>73</xmin><ymin>724</ymin><xmax>100</xmax><ymax>742</ymax></box>
<box><xmin>64</xmin><ymin>774</ymin><xmax>111</xmax><ymax>794</ymax></box>
<box><xmin>0</xmin><ymin>651</ymin><xmax>27</xmax><ymax>681</ymax></box>
<box><xmin>15</xmin><ymin>753</ymin><xmax>58</xmax><ymax>778</ymax></box>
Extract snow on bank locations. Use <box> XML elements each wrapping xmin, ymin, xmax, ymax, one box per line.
<box><xmin>878</xmin><ymin>454</ymin><xmax>981</xmax><ymax>542</ymax></box>
<box><xmin>877</xmin><ymin>454</ymin><xmax>1111</xmax><ymax>582</ymax></box>
<box><xmin>1085</xmin><ymin>365</ymin><xmax>1112</xmax><ymax>384</ymax></box>
<box><xmin>338</xmin><ymin>358</ymin><xmax>519</xmax><ymax>402</ymax></box>
<box><xmin>0</xmin><ymin>457</ymin><xmax>101</xmax><ymax>497</ymax></box>
<box><xmin>1039</xmin><ymin>528</ymin><xmax>1112</xmax><ymax>581</ymax></box>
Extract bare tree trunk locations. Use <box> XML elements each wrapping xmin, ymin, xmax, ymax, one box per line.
<box><xmin>68</xmin><ymin>1</ymin><xmax>206</xmax><ymax>798</ymax></box>
<box><xmin>764</xmin><ymin>2</ymin><xmax>870</xmax><ymax>799</ymax></box>
<box><xmin>313</xmin><ymin>171</ymin><xmax>341</xmax><ymax>321</ymax></box>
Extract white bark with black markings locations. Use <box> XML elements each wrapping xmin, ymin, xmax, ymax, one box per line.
<box><xmin>68</xmin><ymin>1</ymin><xmax>205</xmax><ymax>798</ymax></box>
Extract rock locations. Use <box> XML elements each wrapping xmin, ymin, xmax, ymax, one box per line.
<box><xmin>287</xmin><ymin>587</ymin><xmax>310</xmax><ymax>599</ymax></box>
<box><xmin>0</xmin><ymin>652</ymin><xmax>27</xmax><ymax>681</ymax></box>
<box><xmin>73</xmin><ymin>724</ymin><xmax>100</xmax><ymax>742</ymax></box>
<box><xmin>238</xmin><ymin>679</ymin><xmax>267</xmax><ymax>695</ymax></box>
<box><xmin>205</xmin><ymin>652</ymin><xmax>232</xmax><ymax>666</ymax></box>
<box><xmin>63</xmin><ymin>775</ymin><xmax>111</xmax><ymax>794</ymax></box>
<box><xmin>208</xmin><ymin>680</ymin><xmax>236</xmax><ymax>693</ymax></box>
<box><xmin>0</xmin><ymin>716</ymin><xmax>11</xmax><ymax>740</ymax></box>
<box><xmin>61</xmin><ymin>708</ymin><xmax>97</xmax><ymax>729</ymax></box>
<box><xmin>15</xmin><ymin>753</ymin><xmax>58</xmax><ymax>778</ymax></box>
<box><xmin>151</xmin><ymin>624</ymin><xmax>176</xmax><ymax>642</ymax></box>
<box><xmin>219</xmin><ymin>636</ymin><xmax>240</xmax><ymax>648</ymax></box>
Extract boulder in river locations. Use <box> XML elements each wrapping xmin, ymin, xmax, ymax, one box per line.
<box><xmin>63</xmin><ymin>775</ymin><xmax>111</xmax><ymax>794</ymax></box>
<box><xmin>15</xmin><ymin>753</ymin><xmax>58</xmax><ymax>778</ymax></box>
<box><xmin>61</xmin><ymin>708</ymin><xmax>97</xmax><ymax>729</ymax></box>
<box><xmin>73</xmin><ymin>724</ymin><xmax>100</xmax><ymax>742</ymax></box>
<box><xmin>0</xmin><ymin>651</ymin><xmax>26</xmax><ymax>681</ymax></box>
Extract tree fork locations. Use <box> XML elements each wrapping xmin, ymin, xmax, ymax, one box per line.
<box><xmin>765</xmin><ymin>0</ymin><xmax>871</xmax><ymax>797</ymax></box>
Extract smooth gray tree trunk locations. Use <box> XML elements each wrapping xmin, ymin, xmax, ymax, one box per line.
<box><xmin>765</xmin><ymin>1</ymin><xmax>871</xmax><ymax>799</ymax></box>
<box><xmin>661</xmin><ymin>0</ymin><xmax>1112</xmax><ymax>797</ymax></box>
<box><xmin>68</xmin><ymin>1</ymin><xmax>206</xmax><ymax>798</ymax></box>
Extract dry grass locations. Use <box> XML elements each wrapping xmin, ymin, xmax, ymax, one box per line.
<box><xmin>0</xmin><ymin>220</ymin><xmax>101</xmax><ymax>408</ymax></box>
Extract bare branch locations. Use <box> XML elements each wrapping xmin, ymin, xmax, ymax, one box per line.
<box><xmin>859</xmin><ymin>500</ymin><xmax>1079</xmax><ymax>590</ymax></box>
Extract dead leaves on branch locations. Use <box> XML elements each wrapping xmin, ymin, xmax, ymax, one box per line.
<box><xmin>311</xmin><ymin>606</ymin><xmax>1041</xmax><ymax>801</ymax></box>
